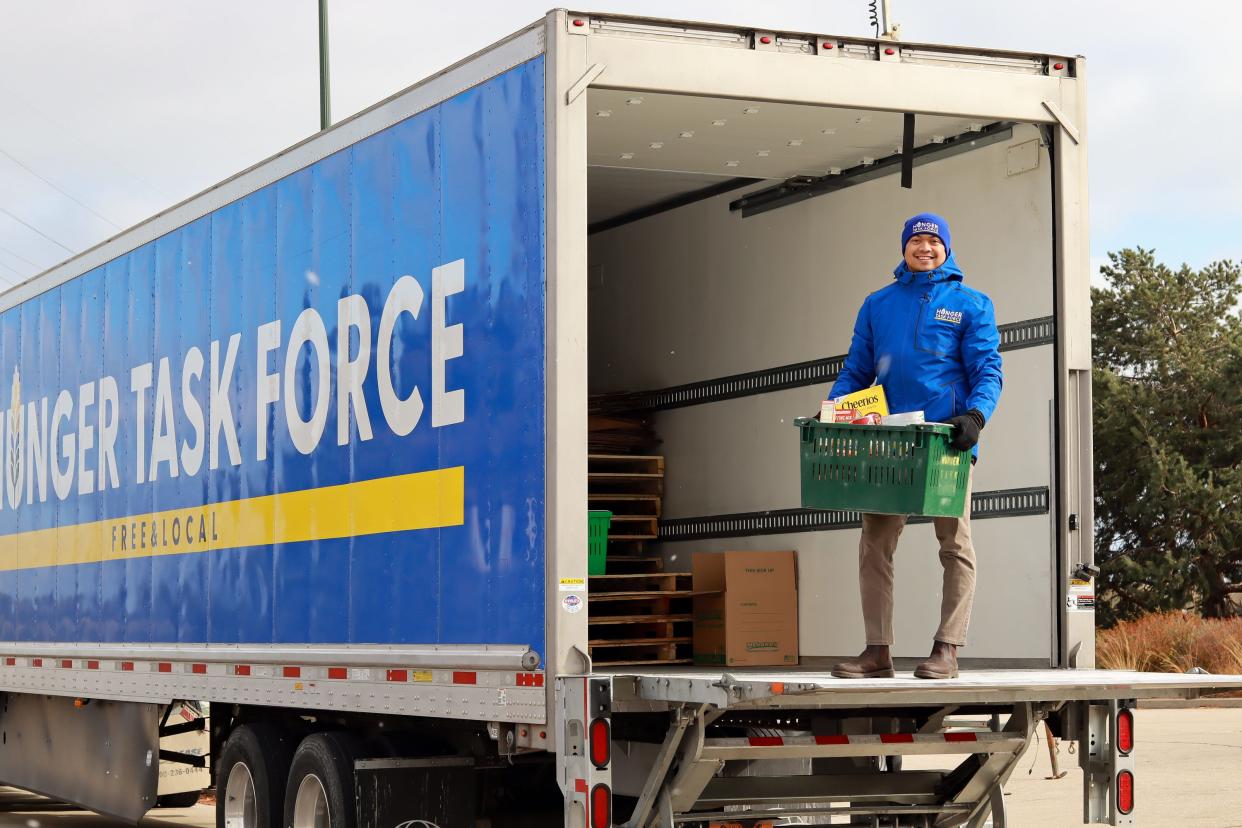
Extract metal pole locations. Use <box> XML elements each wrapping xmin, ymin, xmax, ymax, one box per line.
<box><xmin>318</xmin><ymin>0</ymin><xmax>331</xmax><ymax>130</ymax></box>
<box><xmin>880</xmin><ymin>0</ymin><xmax>901</xmax><ymax>40</ymax></box>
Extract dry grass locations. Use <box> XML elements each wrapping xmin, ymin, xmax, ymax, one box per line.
<box><xmin>1096</xmin><ymin>611</ymin><xmax>1242</xmax><ymax>674</ymax></box>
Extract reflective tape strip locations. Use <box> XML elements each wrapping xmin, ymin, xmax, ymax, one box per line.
<box><xmin>0</xmin><ymin>657</ymin><xmax>543</xmax><ymax>689</ymax></box>
<box><xmin>728</xmin><ymin>733</ymin><xmax>994</xmax><ymax>747</ymax></box>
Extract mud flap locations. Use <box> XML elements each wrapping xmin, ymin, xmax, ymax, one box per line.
<box><xmin>0</xmin><ymin>692</ymin><xmax>159</xmax><ymax>822</ymax></box>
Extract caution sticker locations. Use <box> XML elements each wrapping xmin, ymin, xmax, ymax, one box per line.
<box><xmin>411</xmin><ymin>670</ymin><xmax>433</xmax><ymax>683</ymax></box>
<box><xmin>559</xmin><ymin>577</ymin><xmax>586</xmax><ymax>592</ymax></box>
<box><xmin>1066</xmin><ymin>594</ymin><xmax>1095</xmax><ymax>611</ymax></box>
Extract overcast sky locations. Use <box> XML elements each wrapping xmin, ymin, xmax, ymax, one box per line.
<box><xmin>0</xmin><ymin>1</ymin><xmax>1238</xmax><ymax>288</ymax></box>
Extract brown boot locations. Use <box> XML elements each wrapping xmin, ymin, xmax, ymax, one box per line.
<box><xmin>831</xmin><ymin>645</ymin><xmax>895</xmax><ymax>679</ymax></box>
<box><xmin>914</xmin><ymin>641</ymin><xmax>959</xmax><ymax>679</ymax></box>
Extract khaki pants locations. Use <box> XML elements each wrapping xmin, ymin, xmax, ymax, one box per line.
<box><xmin>859</xmin><ymin>469</ymin><xmax>975</xmax><ymax>647</ymax></box>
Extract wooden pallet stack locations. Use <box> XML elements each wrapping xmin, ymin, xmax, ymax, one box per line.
<box><xmin>587</xmin><ymin>454</ymin><xmax>693</xmax><ymax>667</ymax></box>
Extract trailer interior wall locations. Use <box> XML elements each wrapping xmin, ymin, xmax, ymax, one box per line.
<box><xmin>588</xmin><ymin>122</ymin><xmax>1057</xmax><ymax>663</ymax></box>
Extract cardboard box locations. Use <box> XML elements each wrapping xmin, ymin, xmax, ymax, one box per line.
<box><xmin>823</xmin><ymin>385</ymin><xmax>889</xmax><ymax>421</ymax></box>
<box><xmin>692</xmin><ymin>551</ymin><xmax>799</xmax><ymax>667</ymax></box>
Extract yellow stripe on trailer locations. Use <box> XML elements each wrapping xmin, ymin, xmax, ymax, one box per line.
<box><xmin>0</xmin><ymin>466</ymin><xmax>464</xmax><ymax>571</ymax></box>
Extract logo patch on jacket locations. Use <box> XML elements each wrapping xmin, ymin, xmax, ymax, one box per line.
<box><xmin>934</xmin><ymin>307</ymin><xmax>963</xmax><ymax>324</ymax></box>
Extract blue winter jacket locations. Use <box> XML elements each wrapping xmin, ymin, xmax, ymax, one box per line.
<box><xmin>828</xmin><ymin>252</ymin><xmax>1003</xmax><ymax>443</ymax></box>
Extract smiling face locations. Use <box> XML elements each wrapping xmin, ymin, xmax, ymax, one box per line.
<box><xmin>903</xmin><ymin>233</ymin><xmax>947</xmax><ymax>272</ymax></box>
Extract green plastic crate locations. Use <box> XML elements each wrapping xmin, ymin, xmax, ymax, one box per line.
<box><xmin>795</xmin><ymin>419</ymin><xmax>970</xmax><ymax>518</ymax></box>
<box><xmin>588</xmin><ymin>510</ymin><xmax>612</xmax><ymax>576</ymax></box>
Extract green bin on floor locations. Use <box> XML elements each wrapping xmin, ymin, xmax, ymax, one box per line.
<box><xmin>588</xmin><ymin>510</ymin><xmax>612</xmax><ymax>576</ymax></box>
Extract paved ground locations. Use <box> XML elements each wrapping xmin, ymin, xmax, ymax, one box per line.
<box><xmin>0</xmin><ymin>792</ymin><xmax>212</xmax><ymax>827</ymax></box>
<box><xmin>998</xmin><ymin>706</ymin><xmax>1242</xmax><ymax>827</ymax></box>
<box><xmin>0</xmin><ymin>707</ymin><xmax>1238</xmax><ymax>826</ymax></box>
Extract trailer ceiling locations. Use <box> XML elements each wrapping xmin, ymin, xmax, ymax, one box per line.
<box><xmin>587</xmin><ymin>89</ymin><xmax>992</xmax><ymax>225</ymax></box>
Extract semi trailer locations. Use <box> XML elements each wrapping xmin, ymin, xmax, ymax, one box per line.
<box><xmin>0</xmin><ymin>9</ymin><xmax>1238</xmax><ymax>827</ymax></box>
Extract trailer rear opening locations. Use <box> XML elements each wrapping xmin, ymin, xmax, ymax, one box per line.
<box><xmin>586</xmin><ymin>96</ymin><xmax>1059</xmax><ymax>669</ymax></box>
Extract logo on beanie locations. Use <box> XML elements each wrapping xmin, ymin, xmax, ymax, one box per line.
<box><xmin>911</xmin><ymin>220</ymin><xmax>940</xmax><ymax>236</ymax></box>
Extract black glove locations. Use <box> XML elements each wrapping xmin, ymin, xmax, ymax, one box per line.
<box><xmin>946</xmin><ymin>409</ymin><xmax>985</xmax><ymax>451</ymax></box>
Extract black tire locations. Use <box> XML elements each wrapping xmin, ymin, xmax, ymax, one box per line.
<box><xmin>156</xmin><ymin>789</ymin><xmax>203</xmax><ymax>808</ymax></box>
<box><xmin>216</xmin><ymin>723</ymin><xmax>295</xmax><ymax>828</ymax></box>
<box><xmin>283</xmin><ymin>732</ymin><xmax>363</xmax><ymax>828</ymax></box>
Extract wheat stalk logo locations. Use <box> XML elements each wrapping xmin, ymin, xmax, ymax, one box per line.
<box><xmin>8</xmin><ymin>366</ymin><xmax>21</xmax><ymax>494</ymax></box>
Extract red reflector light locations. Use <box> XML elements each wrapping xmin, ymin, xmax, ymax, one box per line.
<box><xmin>1054</xmin><ymin>62</ymin><xmax>1065</xmax><ymax>70</ymax></box>
<box><xmin>1117</xmin><ymin>769</ymin><xmax>1134</xmax><ymax>814</ymax></box>
<box><xmin>192</xmin><ymin>663</ymin><xmax>207</xmax><ymax>674</ymax></box>
<box><xmin>884</xmin><ymin>47</ymin><xmax>896</xmax><ymax>56</ymax></box>
<box><xmin>158</xmin><ymin>662</ymin><xmax>172</xmax><ymax>673</ymax></box>
<box><xmin>759</xmin><ymin>36</ymin><xmax>772</xmax><ymax>44</ymax></box>
<box><xmin>1117</xmin><ymin>708</ymin><xmax>1134</xmax><ymax>754</ymax></box>
<box><xmin>328</xmin><ymin>667</ymin><xmax>348</xmax><ymax>680</ymax></box>
<box><xmin>61</xmin><ymin>659</ymin><xmax>73</xmax><ymax>668</ymax></box>
<box><xmin>822</xmin><ymin>42</ymin><xmax>834</xmax><ymax>49</ymax></box>
<box><xmin>589</xmin><ymin>717</ymin><xmax>611</xmax><ymax>769</ymax></box>
<box><xmin>814</xmin><ymin>734</ymin><xmax>848</xmax><ymax>745</ymax></box>
<box><xmin>572</xmin><ymin>18</ymin><xmax>585</xmax><ymax>27</ymax></box>
<box><xmin>589</xmin><ymin>784</ymin><xmax>611</xmax><ymax>828</ymax></box>
<box><xmin>282</xmin><ymin>666</ymin><xmax>301</xmax><ymax>678</ymax></box>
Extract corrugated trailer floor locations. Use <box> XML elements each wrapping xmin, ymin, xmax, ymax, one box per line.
<box><xmin>603</xmin><ymin>668</ymin><xmax>1242</xmax><ymax>708</ymax></box>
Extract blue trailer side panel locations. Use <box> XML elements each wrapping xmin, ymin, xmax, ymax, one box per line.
<box><xmin>0</xmin><ymin>59</ymin><xmax>546</xmax><ymax>660</ymax></box>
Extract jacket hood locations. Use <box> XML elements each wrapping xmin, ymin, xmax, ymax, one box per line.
<box><xmin>893</xmin><ymin>250</ymin><xmax>964</xmax><ymax>285</ymax></box>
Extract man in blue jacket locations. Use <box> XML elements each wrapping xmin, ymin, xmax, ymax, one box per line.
<box><xmin>827</xmin><ymin>213</ymin><xmax>1002</xmax><ymax>680</ymax></box>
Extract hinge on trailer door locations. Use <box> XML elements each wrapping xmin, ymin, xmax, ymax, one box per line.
<box><xmin>1073</xmin><ymin>562</ymin><xmax>1100</xmax><ymax>581</ymax></box>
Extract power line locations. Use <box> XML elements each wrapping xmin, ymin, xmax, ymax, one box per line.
<box><xmin>0</xmin><ymin>242</ymin><xmax>42</xmax><ymax>270</ymax></box>
<box><xmin>0</xmin><ymin>206</ymin><xmax>76</xmax><ymax>255</ymax></box>
<box><xmin>0</xmin><ymin>146</ymin><xmax>121</xmax><ymax>230</ymax></box>
<box><xmin>0</xmin><ymin>81</ymin><xmax>177</xmax><ymax>204</ymax></box>
<box><xmin>0</xmin><ymin>258</ymin><xmax>22</xmax><ymax>285</ymax></box>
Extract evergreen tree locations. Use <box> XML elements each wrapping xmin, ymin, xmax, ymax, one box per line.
<box><xmin>1092</xmin><ymin>248</ymin><xmax>1242</xmax><ymax>625</ymax></box>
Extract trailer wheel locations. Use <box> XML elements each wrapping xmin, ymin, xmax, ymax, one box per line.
<box><xmin>217</xmin><ymin>724</ymin><xmax>294</xmax><ymax>828</ymax></box>
<box><xmin>284</xmin><ymin>732</ymin><xmax>362</xmax><ymax>828</ymax></box>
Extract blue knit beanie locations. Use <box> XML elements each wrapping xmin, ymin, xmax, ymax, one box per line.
<box><xmin>901</xmin><ymin>212</ymin><xmax>951</xmax><ymax>253</ymax></box>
